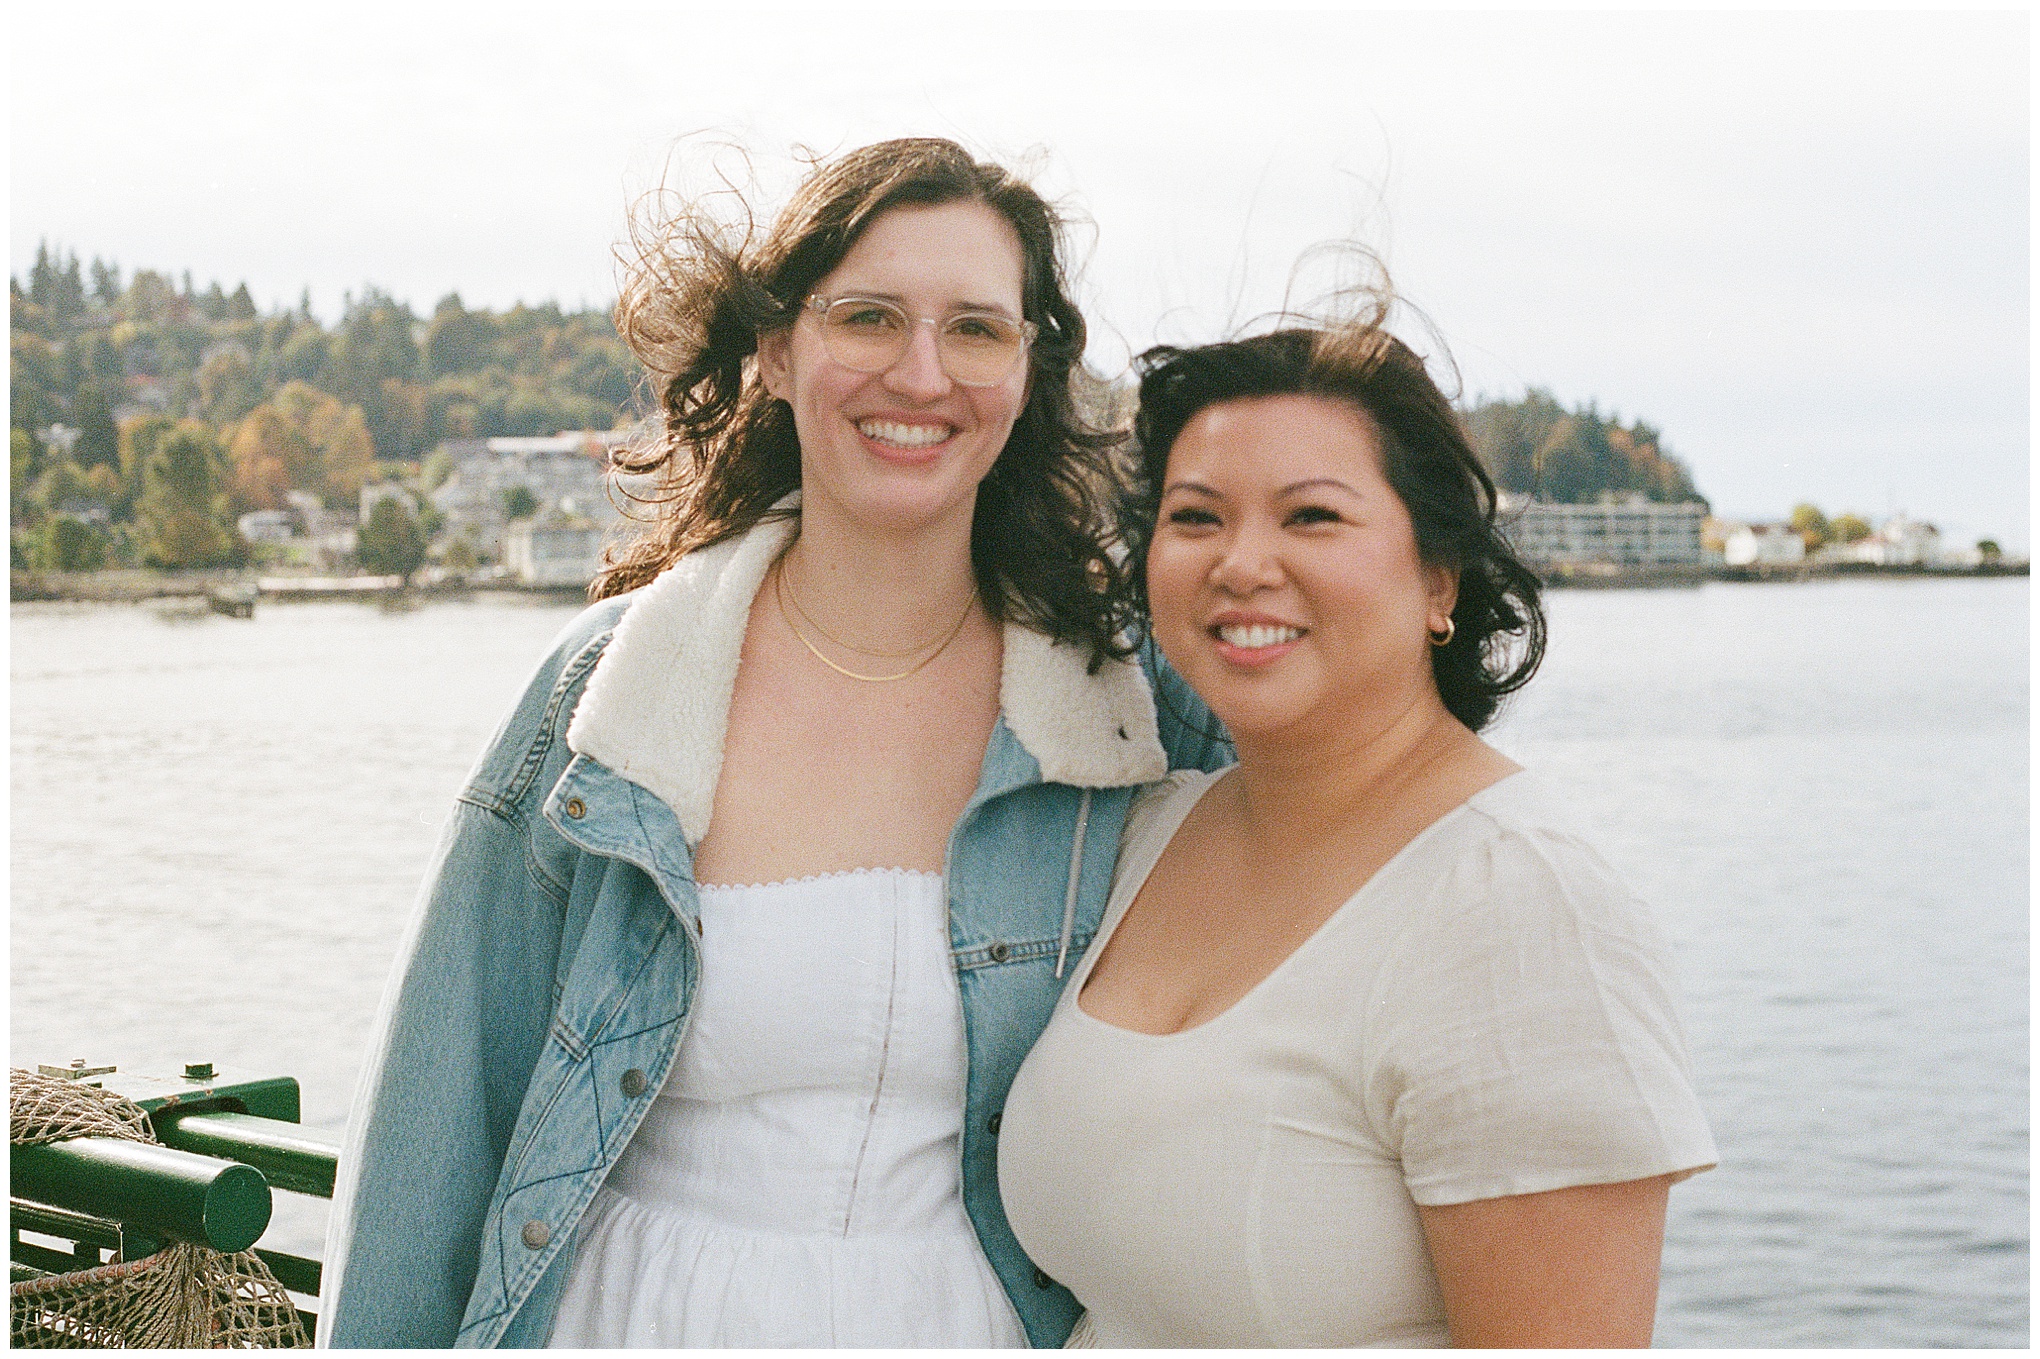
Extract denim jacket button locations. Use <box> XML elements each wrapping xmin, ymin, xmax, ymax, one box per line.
<box><xmin>563</xmin><ymin>798</ymin><xmax>586</xmax><ymax>820</ymax></box>
<box><xmin>987</xmin><ymin>1111</ymin><xmax>1002</xmax><ymax>1135</ymax></box>
<box><xmin>988</xmin><ymin>942</ymin><xmax>1010</xmax><ymax>963</ymax></box>
<box><xmin>521</xmin><ymin>1220</ymin><xmax>550</xmax><ymax>1250</ymax></box>
<box><xmin>1033</xmin><ymin>1267</ymin><xmax>1054</xmax><ymax>1289</ymax></box>
<box><xmin>620</xmin><ymin>1068</ymin><xmax>647</xmax><ymax>1098</ymax></box>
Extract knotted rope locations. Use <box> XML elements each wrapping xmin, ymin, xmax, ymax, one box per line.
<box><xmin>9</xmin><ymin>1068</ymin><xmax>309</xmax><ymax>1348</ymax></box>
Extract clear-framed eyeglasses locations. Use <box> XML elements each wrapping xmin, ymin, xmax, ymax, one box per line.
<box><xmin>803</xmin><ymin>294</ymin><xmax>1038</xmax><ymax>388</ymax></box>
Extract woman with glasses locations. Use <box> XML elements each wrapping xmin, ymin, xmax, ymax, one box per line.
<box><xmin>319</xmin><ymin>139</ymin><xmax>1229</xmax><ymax>1348</ymax></box>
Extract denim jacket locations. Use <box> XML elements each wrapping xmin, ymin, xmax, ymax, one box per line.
<box><xmin>319</xmin><ymin>513</ymin><xmax>1230</xmax><ymax>1348</ymax></box>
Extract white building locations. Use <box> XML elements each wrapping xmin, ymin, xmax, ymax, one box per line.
<box><xmin>503</xmin><ymin>510</ymin><xmax>605</xmax><ymax>588</ymax></box>
<box><xmin>237</xmin><ymin>509</ymin><xmax>298</xmax><ymax>544</ymax></box>
<box><xmin>1497</xmin><ymin>494</ymin><xmax>1708</xmax><ymax>569</ymax></box>
<box><xmin>283</xmin><ymin>489</ymin><xmax>357</xmax><ymax>567</ymax></box>
<box><xmin>359</xmin><ymin>482</ymin><xmax>418</xmax><ymax>520</ymax></box>
<box><xmin>428</xmin><ymin>430</ymin><xmax>638</xmax><ymax>560</ymax></box>
<box><xmin>1723</xmin><ymin>523</ymin><xmax>1808</xmax><ymax>566</ymax></box>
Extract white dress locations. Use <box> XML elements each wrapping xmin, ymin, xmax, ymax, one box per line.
<box><xmin>546</xmin><ymin>869</ymin><xmax>1028</xmax><ymax>1348</ymax></box>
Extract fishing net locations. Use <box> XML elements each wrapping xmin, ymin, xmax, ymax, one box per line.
<box><xmin>9</xmin><ymin>1068</ymin><xmax>309</xmax><ymax>1348</ymax></box>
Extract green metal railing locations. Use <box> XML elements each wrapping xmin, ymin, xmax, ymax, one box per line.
<box><xmin>9</xmin><ymin>1063</ymin><xmax>340</xmax><ymax>1340</ymax></box>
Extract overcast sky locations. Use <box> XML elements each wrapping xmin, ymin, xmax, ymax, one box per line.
<box><xmin>11</xmin><ymin>6</ymin><xmax>2029</xmax><ymax>549</ymax></box>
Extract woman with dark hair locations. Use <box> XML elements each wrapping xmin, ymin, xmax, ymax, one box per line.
<box><xmin>318</xmin><ymin>139</ymin><xmax>1228</xmax><ymax>1349</ymax></box>
<box><xmin>999</xmin><ymin>319</ymin><xmax>1715</xmax><ymax>1346</ymax></box>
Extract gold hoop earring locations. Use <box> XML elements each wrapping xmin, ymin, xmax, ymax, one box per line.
<box><xmin>1428</xmin><ymin>617</ymin><xmax>1456</xmax><ymax>647</ymax></box>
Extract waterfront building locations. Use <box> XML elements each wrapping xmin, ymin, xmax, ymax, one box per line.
<box><xmin>1723</xmin><ymin>523</ymin><xmax>1807</xmax><ymax>566</ymax></box>
<box><xmin>1497</xmin><ymin>493</ymin><xmax>1708</xmax><ymax>569</ymax></box>
<box><xmin>1819</xmin><ymin>514</ymin><xmax>1944</xmax><ymax>567</ymax></box>
<box><xmin>284</xmin><ymin>490</ymin><xmax>358</xmax><ymax>569</ymax></box>
<box><xmin>426</xmin><ymin>430</ymin><xmax>637</xmax><ymax>561</ymax></box>
<box><xmin>503</xmin><ymin>509</ymin><xmax>606</xmax><ymax>588</ymax></box>
<box><xmin>359</xmin><ymin>483</ymin><xmax>417</xmax><ymax>520</ymax></box>
<box><xmin>237</xmin><ymin>509</ymin><xmax>298</xmax><ymax>545</ymax></box>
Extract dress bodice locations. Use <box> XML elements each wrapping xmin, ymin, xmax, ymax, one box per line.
<box><xmin>546</xmin><ymin>870</ymin><xmax>1026</xmax><ymax>1348</ymax></box>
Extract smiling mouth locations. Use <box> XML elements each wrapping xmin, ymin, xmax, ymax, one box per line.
<box><xmin>1214</xmin><ymin>624</ymin><xmax>1305</xmax><ymax>649</ymax></box>
<box><xmin>857</xmin><ymin>419</ymin><xmax>954</xmax><ymax>449</ymax></box>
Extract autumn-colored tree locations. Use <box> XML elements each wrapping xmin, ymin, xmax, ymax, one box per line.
<box><xmin>1830</xmin><ymin>513</ymin><xmax>1872</xmax><ymax>544</ymax></box>
<box><xmin>228</xmin><ymin>405</ymin><xmax>315</xmax><ymax>510</ymax></box>
<box><xmin>1789</xmin><ymin>503</ymin><xmax>1830</xmax><ymax>550</ymax></box>
<box><xmin>230</xmin><ymin>382</ymin><xmax>376</xmax><ymax>508</ymax></box>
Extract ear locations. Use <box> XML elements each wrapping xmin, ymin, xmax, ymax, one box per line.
<box><xmin>757</xmin><ymin>328</ymin><xmax>792</xmax><ymax>400</ymax></box>
<box><xmin>1425</xmin><ymin>564</ymin><xmax>1460</xmax><ymax>633</ymax></box>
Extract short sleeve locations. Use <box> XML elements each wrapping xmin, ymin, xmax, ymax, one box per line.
<box><xmin>1365</xmin><ymin>819</ymin><xmax>1717</xmax><ymax>1206</ymax></box>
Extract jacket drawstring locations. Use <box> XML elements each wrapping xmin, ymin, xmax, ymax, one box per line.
<box><xmin>1056</xmin><ymin>789</ymin><xmax>1092</xmax><ymax>979</ymax></box>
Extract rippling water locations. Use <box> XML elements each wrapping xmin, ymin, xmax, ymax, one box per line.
<box><xmin>10</xmin><ymin>579</ymin><xmax>2028</xmax><ymax>1346</ymax></box>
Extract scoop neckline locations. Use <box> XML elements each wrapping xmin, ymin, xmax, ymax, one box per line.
<box><xmin>696</xmin><ymin>867</ymin><xmax>944</xmax><ymax>892</ymax></box>
<box><xmin>1068</xmin><ymin>767</ymin><xmax>1530</xmax><ymax>1041</ymax></box>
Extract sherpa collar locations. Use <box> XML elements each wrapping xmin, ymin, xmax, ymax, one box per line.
<box><xmin>565</xmin><ymin>509</ymin><xmax>1167</xmax><ymax>845</ymax></box>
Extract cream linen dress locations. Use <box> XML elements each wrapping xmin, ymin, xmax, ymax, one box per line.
<box><xmin>997</xmin><ymin>769</ymin><xmax>1716</xmax><ymax>1348</ymax></box>
<box><xmin>546</xmin><ymin>869</ymin><xmax>1027</xmax><ymax>1348</ymax></box>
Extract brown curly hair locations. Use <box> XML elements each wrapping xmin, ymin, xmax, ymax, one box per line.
<box><xmin>597</xmin><ymin>138</ymin><xmax>1133</xmax><ymax>668</ymax></box>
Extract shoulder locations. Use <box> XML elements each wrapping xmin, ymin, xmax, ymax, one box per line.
<box><xmin>1401</xmin><ymin>773</ymin><xmax>1659</xmax><ymax>949</ymax></box>
<box><xmin>460</xmin><ymin>592</ymin><xmax>635</xmax><ymax>811</ymax></box>
<box><xmin>1366</xmin><ymin>772</ymin><xmax>1695</xmax><ymax>1077</ymax></box>
<box><xmin>1368</xmin><ymin>775</ymin><xmax>1717</xmax><ymax>1202</ymax></box>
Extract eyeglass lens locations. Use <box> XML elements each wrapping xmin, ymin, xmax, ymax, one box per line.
<box><xmin>817</xmin><ymin>299</ymin><xmax>1028</xmax><ymax>386</ymax></box>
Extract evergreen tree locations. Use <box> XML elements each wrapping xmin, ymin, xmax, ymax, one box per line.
<box><xmin>118</xmin><ymin>414</ymin><xmax>175</xmax><ymax>519</ymax></box>
<box><xmin>1463</xmin><ymin>389</ymin><xmax>1703</xmax><ymax>506</ymax></box>
<box><xmin>356</xmin><ymin>494</ymin><xmax>427</xmax><ymax>581</ymax></box>
<box><xmin>90</xmin><ymin>258</ymin><xmax>122</xmax><ymax>307</ymax></box>
<box><xmin>425</xmin><ymin>293</ymin><xmax>489</xmax><ymax>376</ymax></box>
<box><xmin>139</xmin><ymin>423</ymin><xmax>236</xmax><ymax>567</ymax></box>
<box><xmin>36</xmin><ymin>515</ymin><xmax>107</xmax><ymax>572</ymax></box>
<box><xmin>72</xmin><ymin>379</ymin><xmax>121</xmax><ymax>470</ymax></box>
<box><xmin>12</xmin><ymin>428</ymin><xmax>43</xmax><ymax>520</ymax></box>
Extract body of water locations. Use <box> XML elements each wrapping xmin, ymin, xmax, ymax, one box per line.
<box><xmin>10</xmin><ymin>578</ymin><xmax>2028</xmax><ymax>1346</ymax></box>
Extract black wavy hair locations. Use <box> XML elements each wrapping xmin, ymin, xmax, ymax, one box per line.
<box><xmin>1122</xmin><ymin>325</ymin><xmax>1545</xmax><ymax>731</ymax></box>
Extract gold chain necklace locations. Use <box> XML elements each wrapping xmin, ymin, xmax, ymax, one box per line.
<box><xmin>780</xmin><ymin>555</ymin><xmax>967</xmax><ymax>658</ymax></box>
<box><xmin>774</xmin><ymin>564</ymin><xmax>976</xmax><ymax>683</ymax></box>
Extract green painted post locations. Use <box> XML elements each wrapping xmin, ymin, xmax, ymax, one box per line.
<box><xmin>153</xmin><ymin>1111</ymin><xmax>338</xmax><ymax>1199</ymax></box>
<box><xmin>11</xmin><ymin>1139</ymin><xmax>271</xmax><ymax>1253</ymax></box>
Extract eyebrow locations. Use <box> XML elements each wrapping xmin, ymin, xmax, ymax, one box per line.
<box><xmin>1278</xmin><ymin>478</ymin><xmax>1363</xmax><ymax>497</ymax></box>
<box><xmin>834</xmin><ymin>289</ymin><xmax>1021</xmax><ymax>319</ymax></box>
<box><xmin>1161</xmin><ymin>478</ymin><xmax>1364</xmax><ymax>498</ymax></box>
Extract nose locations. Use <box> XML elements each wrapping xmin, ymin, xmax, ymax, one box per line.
<box><xmin>1207</xmin><ymin>526</ymin><xmax>1286</xmax><ymax>595</ymax></box>
<box><xmin>882</xmin><ymin>320</ymin><xmax>953</xmax><ymax>401</ymax></box>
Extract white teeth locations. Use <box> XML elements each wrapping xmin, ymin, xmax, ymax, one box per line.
<box><xmin>858</xmin><ymin>419</ymin><xmax>952</xmax><ymax>448</ymax></box>
<box><xmin>1217</xmin><ymin>624</ymin><xmax>1303</xmax><ymax>649</ymax></box>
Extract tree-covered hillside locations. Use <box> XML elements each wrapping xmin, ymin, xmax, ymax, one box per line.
<box><xmin>1463</xmin><ymin>388</ymin><xmax>1705</xmax><ymax>507</ymax></box>
<box><xmin>11</xmin><ymin>243</ymin><xmax>640</xmax><ymax>568</ymax></box>
<box><xmin>12</xmin><ymin>244</ymin><xmax>637</xmax><ymax>468</ymax></box>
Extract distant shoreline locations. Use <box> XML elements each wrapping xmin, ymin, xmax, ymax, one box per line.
<box><xmin>7</xmin><ymin>569</ymin><xmax>589</xmax><ymax>605</ymax></box>
<box><xmin>9</xmin><ymin>560</ymin><xmax>2029</xmax><ymax>605</ymax></box>
<box><xmin>1536</xmin><ymin>561</ymin><xmax>2029</xmax><ymax>590</ymax></box>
